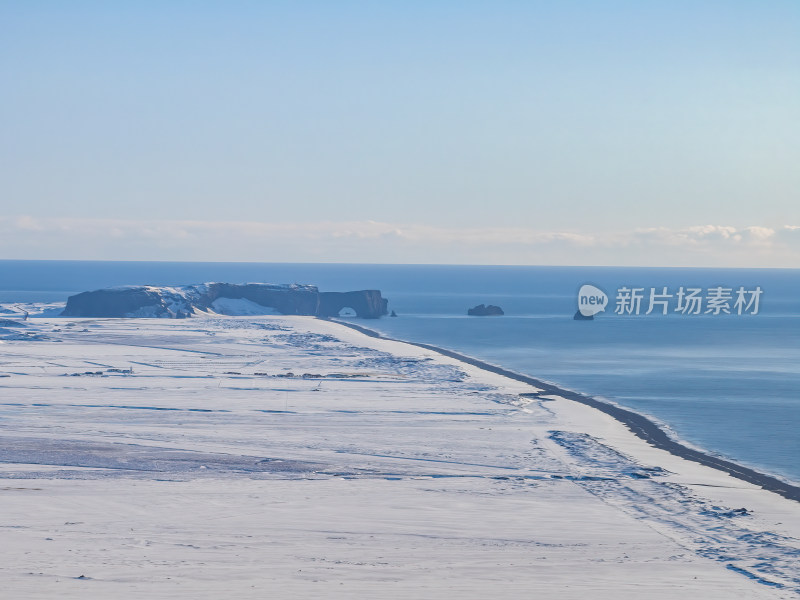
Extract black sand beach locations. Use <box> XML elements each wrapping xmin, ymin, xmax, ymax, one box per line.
<box><xmin>332</xmin><ymin>318</ymin><xmax>800</xmax><ymax>503</ymax></box>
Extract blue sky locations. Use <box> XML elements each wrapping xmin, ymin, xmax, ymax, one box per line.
<box><xmin>1</xmin><ymin>1</ymin><xmax>798</xmax><ymax>265</ymax></box>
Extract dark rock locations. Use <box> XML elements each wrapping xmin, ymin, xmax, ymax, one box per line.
<box><xmin>62</xmin><ymin>287</ymin><xmax>170</xmax><ymax>318</ymax></box>
<box><xmin>467</xmin><ymin>304</ymin><xmax>504</xmax><ymax>316</ymax></box>
<box><xmin>573</xmin><ymin>310</ymin><xmax>594</xmax><ymax>321</ymax></box>
<box><xmin>390</xmin><ymin>310</ymin><xmax>397</xmax><ymax>317</ymax></box>
<box><xmin>204</xmin><ymin>283</ymin><xmax>319</xmax><ymax>316</ymax></box>
<box><xmin>61</xmin><ymin>283</ymin><xmax>389</xmax><ymax>319</ymax></box>
<box><xmin>318</xmin><ymin>290</ymin><xmax>388</xmax><ymax>319</ymax></box>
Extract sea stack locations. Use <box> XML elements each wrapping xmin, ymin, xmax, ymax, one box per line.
<box><xmin>467</xmin><ymin>304</ymin><xmax>504</xmax><ymax>316</ymax></box>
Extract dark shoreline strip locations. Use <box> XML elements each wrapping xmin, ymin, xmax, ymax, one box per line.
<box><xmin>329</xmin><ymin>318</ymin><xmax>800</xmax><ymax>504</ymax></box>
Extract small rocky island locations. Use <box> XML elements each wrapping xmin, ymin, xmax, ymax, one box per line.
<box><xmin>61</xmin><ymin>283</ymin><xmax>389</xmax><ymax>319</ymax></box>
<box><xmin>467</xmin><ymin>304</ymin><xmax>504</xmax><ymax>316</ymax></box>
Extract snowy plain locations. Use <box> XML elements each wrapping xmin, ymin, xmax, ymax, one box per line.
<box><xmin>0</xmin><ymin>315</ymin><xmax>799</xmax><ymax>598</ymax></box>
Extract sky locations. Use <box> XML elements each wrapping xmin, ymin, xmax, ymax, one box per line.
<box><xmin>1</xmin><ymin>1</ymin><xmax>798</xmax><ymax>266</ymax></box>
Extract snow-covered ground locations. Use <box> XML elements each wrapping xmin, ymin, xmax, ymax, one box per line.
<box><xmin>0</xmin><ymin>316</ymin><xmax>798</xmax><ymax>598</ymax></box>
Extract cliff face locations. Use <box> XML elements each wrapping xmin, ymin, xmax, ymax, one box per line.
<box><xmin>318</xmin><ymin>290</ymin><xmax>388</xmax><ymax>319</ymax></box>
<box><xmin>61</xmin><ymin>283</ymin><xmax>388</xmax><ymax>319</ymax></box>
<box><xmin>203</xmin><ymin>283</ymin><xmax>320</xmax><ymax>316</ymax></box>
<box><xmin>62</xmin><ymin>287</ymin><xmax>183</xmax><ymax>318</ymax></box>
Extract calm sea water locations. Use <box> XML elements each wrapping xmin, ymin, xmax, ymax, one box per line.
<box><xmin>2</xmin><ymin>260</ymin><xmax>798</xmax><ymax>483</ymax></box>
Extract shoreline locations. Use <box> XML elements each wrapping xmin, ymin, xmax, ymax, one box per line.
<box><xmin>3</xmin><ymin>314</ymin><xmax>800</xmax><ymax>596</ymax></box>
<box><xmin>329</xmin><ymin>317</ymin><xmax>800</xmax><ymax>504</ymax></box>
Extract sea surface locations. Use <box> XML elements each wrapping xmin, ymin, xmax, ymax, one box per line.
<box><xmin>1</xmin><ymin>260</ymin><xmax>798</xmax><ymax>484</ymax></box>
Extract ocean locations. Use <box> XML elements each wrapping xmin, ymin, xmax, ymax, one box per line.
<box><xmin>1</xmin><ymin>260</ymin><xmax>798</xmax><ymax>484</ymax></box>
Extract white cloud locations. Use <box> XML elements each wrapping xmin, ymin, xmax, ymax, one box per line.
<box><xmin>0</xmin><ymin>216</ymin><xmax>798</xmax><ymax>267</ymax></box>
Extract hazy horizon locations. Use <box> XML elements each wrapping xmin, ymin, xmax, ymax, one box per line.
<box><xmin>2</xmin><ymin>257</ymin><xmax>800</xmax><ymax>270</ymax></box>
<box><xmin>2</xmin><ymin>2</ymin><xmax>798</xmax><ymax>267</ymax></box>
